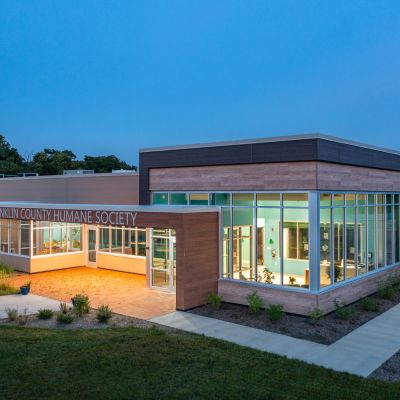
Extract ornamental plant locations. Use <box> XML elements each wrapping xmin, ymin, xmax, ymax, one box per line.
<box><xmin>266</xmin><ymin>304</ymin><xmax>284</xmax><ymax>323</ymax></box>
<box><xmin>333</xmin><ymin>299</ymin><xmax>355</xmax><ymax>320</ymax></box>
<box><xmin>96</xmin><ymin>305</ymin><xmax>112</xmax><ymax>323</ymax></box>
<box><xmin>37</xmin><ymin>309</ymin><xmax>54</xmax><ymax>320</ymax></box>
<box><xmin>308</xmin><ymin>308</ymin><xmax>324</xmax><ymax>324</ymax></box>
<box><xmin>246</xmin><ymin>291</ymin><xmax>264</xmax><ymax>314</ymax></box>
<box><xmin>72</xmin><ymin>294</ymin><xmax>90</xmax><ymax>316</ymax></box>
<box><xmin>360</xmin><ymin>297</ymin><xmax>379</xmax><ymax>312</ymax></box>
<box><xmin>207</xmin><ymin>292</ymin><xmax>223</xmax><ymax>310</ymax></box>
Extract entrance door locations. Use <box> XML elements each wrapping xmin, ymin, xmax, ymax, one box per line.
<box><xmin>150</xmin><ymin>229</ymin><xmax>176</xmax><ymax>291</ymax></box>
<box><xmin>87</xmin><ymin>227</ymin><xmax>97</xmax><ymax>267</ymax></box>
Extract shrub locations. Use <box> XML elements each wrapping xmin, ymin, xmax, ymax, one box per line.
<box><xmin>59</xmin><ymin>302</ymin><xmax>69</xmax><ymax>314</ymax></box>
<box><xmin>378</xmin><ymin>283</ymin><xmax>396</xmax><ymax>300</ymax></box>
<box><xmin>96</xmin><ymin>305</ymin><xmax>112</xmax><ymax>323</ymax></box>
<box><xmin>0</xmin><ymin>261</ymin><xmax>15</xmax><ymax>278</ymax></box>
<box><xmin>0</xmin><ymin>282</ymin><xmax>19</xmax><ymax>296</ymax></box>
<box><xmin>57</xmin><ymin>313</ymin><xmax>74</xmax><ymax>324</ymax></box>
<box><xmin>309</xmin><ymin>308</ymin><xmax>324</xmax><ymax>324</ymax></box>
<box><xmin>333</xmin><ymin>299</ymin><xmax>355</xmax><ymax>320</ymax></box>
<box><xmin>207</xmin><ymin>292</ymin><xmax>223</xmax><ymax>310</ymax></box>
<box><xmin>72</xmin><ymin>294</ymin><xmax>90</xmax><ymax>316</ymax></box>
<box><xmin>6</xmin><ymin>307</ymin><xmax>18</xmax><ymax>321</ymax></box>
<box><xmin>37</xmin><ymin>309</ymin><xmax>54</xmax><ymax>320</ymax></box>
<box><xmin>361</xmin><ymin>297</ymin><xmax>379</xmax><ymax>312</ymax></box>
<box><xmin>246</xmin><ymin>291</ymin><xmax>264</xmax><ymax>314</ymax></box>
<box><xmin>266</xmin><ymin>304</ymin><xmax>284</xmax><ymax>323</ymax></box>
<box><xmin>18</xmin><ymin>308</ymin><xmax>28</xmax><ymax>326</ymax></box>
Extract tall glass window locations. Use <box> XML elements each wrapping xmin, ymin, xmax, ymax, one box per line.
<box><xmin>222</xmin><ymin>207</ymin><xmax>231</xmax><ymax>278</ymax></box>
<box><xmin>367</xmin><ymin>205</ymin><xmax>376</xmax><ymax>270</ymax></box>
<box><xmin>333</xmin><ymin>208</ymin><xmax>344</xmax><ymax>282</ymax></box>
<box><xmin>377</xmin><ymin>205</ymin><xmax>385</xmax><ymax>268</ymax></box>
<box><xmin>357</xmin><ymin>201</ymin><xmax>367</xmax><ymax>275</ymax></box>
<box><xmin>320</xmin><ymin>207</ymin><xmax>331</xmax><ymax>287</ymax></box>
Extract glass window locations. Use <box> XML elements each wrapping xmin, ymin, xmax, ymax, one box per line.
<box><xmin>189</xmin><ymin>193</ymin><xmax>208</xmax><ymax>205</ymax></box>
<box><xmin>257</xmin><ymin>193</ymin><xmax>280</xmax><ymax>207</ymax></box>
<box><xmin>232</xmin><ymin>208</ymin><xmax>254</xmax><ymax>281</ymax></box>
<box><xmin>333</xmin><ymin>194</ymin><xmax>345</xmax><ymax>207</ymax></box>
<box><xmin>345</xmin><ymin>207</ymin><xmax>356</xmax><ymax>279</ymax></box>
<box><xmin>222</xmin><ymin>208</ymin><xmax>231</xmax><ymax>278</ymax></box>
<box><xmin>346</xmin><ymin>194</ymin><xmax>356</xmax><ymax>207</ymax></box>
<box><xmin>124</xmin><ymin>229</ymin><xmax>136</xmax><ymax>255</ymax></box>
<box><xmin>232</xmin><ymin>193</ymin><xmax>254</xmax><ymax>207</ymax></box>
<box><xmin>210</xmin><ymin>193</ymin><xmax>230</xmax><ymax>206</ymax></box>
<box><xmin>386</xmin><ymin>194</ymin><xmax>393</xmax><ymax>205</ymax></box>
<box><xmin>333</xmin><ymin>208</ymin><xmax>344</xmax><ymax>282</ymax></box>
<box><xmin>51</xmin><ymin>222</ymin><xmax>67</xmax><ymax>254</ymax></box>
<box><xmin>111</xmin><ymin>228</ymin><xmax>123</xmax><ymax>253</ymax></box>
<box><xmin>283</xmin><ymin>209</ymin><xmax>309</xmax><ymax>287</ymax></box>
<box><xmin>386</xmin><ymin>204</ymin><xmax>393</xmax><ymax>265</ymax></box>
<box><xmin>68</xmin><ymin>224</ymin><xmax>82</xmax><ymax>251</ymax></box>
<box><xmin>395</xmin><ymin>204</ymin><xmax>400</xmax><ymax>263</ymax></box>
<box><xmin>368</xmin><ymin>206</ymin><xmax>376</xmax><ymax>271</ymax></box>
<box><xmin>170</xmin><ymin>193</ymin><xmax>188</xmax><ymax>205</ymax></box>
<box><xmin>357</xmin><ymin>205</ymin><xmax>367</xmax><ymax>275</ymax></box>
<box><xmin>377</xmin><ymin>205</ymin><xmax>385</xmax><ymax>267</ymax></box>
<box><xmin>320</xmin><ymin>208</ymin><xmax>331</xmax><ymax>287</ymax></box>
<box><xmin>257</xmin><ymin>208</ymin><xmax>280</xmax><ymax>285</ymax></box>
<box><xmin>20</xmin><ymin>221</ymin><xmax>30</xmax><ymax>256</ymax></box>
<box><xmin>99</xmin><ymin>227</ymin><xmax>110</xmax><ymax>252</ymax></box>
<box><xmin>357</xmin><ymin>194</ymin><xmax>366</xmax><ymax>206</ymax></box>
<box><xmin>282</xmin><ymin>193</ymin><xmax>308</xmax><ymax>207</ymax></box>
<box><xmin>152</xmin><ymin>193</ymin><xmax>168</xmax><ymax>205</ymax></box>
<box><xmin>137</xmin><ymin>229</ymin><xmax>146</xmax><ymax>256</ymax></box>
<box><xmin>9</xmin><ymin>220</ymin><xmax>19</xmax><ymax>254</ymax></box>
<box><xmin>33</xmin><ymin>224</ymin><xmax>50</xmax><ymax>256</ymax></box>
<box><xmin>320</xmin><ymin>193</ymin><xmax>331</xmax><ymax>207</ymax></box>
<box><xmin>368</xmin><ymin>194</ymin><xmax>376</xmax><ymax>205</ymax></box>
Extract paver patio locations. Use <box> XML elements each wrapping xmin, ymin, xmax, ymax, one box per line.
<box><xmin>5</xmin><ymin>267</ymin><xmax>176</xmax><ymax>319</ymax></box>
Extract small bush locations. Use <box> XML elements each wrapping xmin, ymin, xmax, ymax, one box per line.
<box><xmin>333</xmin><ymin>299</ymin><xmax>355</xmax><ymax>320</ymax></box>
<box><xmin>37</xmin><ymin>309</ymin><xmax>54</xmax><ymax>320</ymax></box>
<box><xmin>246</xmin><ymin>291</ymin><xmax>264</xmax><ymax>314</ymax></box>
<box><xmin>361</xmin><ymin>297</ymin><xmax>379</xmax><ymax>312</ymax></box>
<box><xmin>309</xmin><ymin>308</ymin><xmax>324</xmax><ymax>324</ymax></box>
<box><xmin>266</xmin><ymin>304</ymin><xmax>284</xmax><ymax>323</ymax></box>
<box><xmin>59</xmin><ymin>302</ymin><xmax>69</xmax><ymax>314</ymax></box>
<box><xmin>0</xmin><ymin>261</ymin><xmax>14</xmax><ymax>278</ymax></box>
<box><xmin>378</xmin><ymin>283</ymin><xmax>396</xmax><ymax>301</ymax></box>
<box><xmin>6</xmin><ymin>307</ymin><xmax>18</xmax><ymax>321</ymax></box>
<box><xmin>18</xmin><ymin>308</ymin><xmax>28</xmax><ymax>326</ymax></box>
<box><xmin>0</xmin><ymin>282</ymin><xmax>19</xmax><ymax>296</ymax></box>
<box><xmin>207</xmin><ymin>292</ymin><xmax>223</xmax><ymax>310</ymax></box>
<box><xmin>57</xmin><ymin>313</ymin><xmax>74</xmax><ymax>324</ymax></box>
<box><xmin>72</xmin><ymin>294</ymin><xmax>90</xmax><ymax>316</ymax></box>
<box><xmin>96</xmin><ymin>305</ymin><xmax>112</xmax><ymax>323</ymax></box>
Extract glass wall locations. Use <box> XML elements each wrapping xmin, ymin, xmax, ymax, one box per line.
<box><xmin>33</xmin><ymin>222</ymin><xmax>82</xmax><ymax>256</ymax></box>
<box><xmin>152</xmin><ymin>191</ymin><xmax>310</xmax><ymax>289</ymax></box>
<box><xmin>99</xmin><ymin>226</ymin><xmax>146</xmax><ymax>257</ymax></box>
<box><xmin>0</xmin><ymin>219</ymin><xmax>31</xmax><ymax>256</ymax></box>
<box><xmin>319</xmin><ymin>193</ymin><xmax>400</xmax><ymax>287</ymax></box>
<box><xmin>152</xmin><ymin>190</ymin><xmax>400</xmax><ymax>291</ymax></box>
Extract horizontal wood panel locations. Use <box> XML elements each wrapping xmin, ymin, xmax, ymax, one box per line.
<box><xmin>149</xmin><ymin>162</ymin><xmax>318</xmax><ymax>191</ymax></box>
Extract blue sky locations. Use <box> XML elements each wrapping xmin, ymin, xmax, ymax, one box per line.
<box><xmin>0</xmin><ymin>1</ymin><xmax>399</xmax><ymax>164</ymax></box>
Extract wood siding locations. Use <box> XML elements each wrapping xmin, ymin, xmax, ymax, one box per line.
<box><xmin>149</xmin><ymin>161</ymin><xmax>400</xmax><ymax>192</ymax></box>
<box><xmin>149</xmin><ymin>162</ymin><xmax>318</xmax><ymax>191</ymax></box>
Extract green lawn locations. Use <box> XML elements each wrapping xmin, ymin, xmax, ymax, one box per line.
<box><xmin>0</xmin><ymin>325</ymin><xmax>398</xmax><ymax>400</ymax></box>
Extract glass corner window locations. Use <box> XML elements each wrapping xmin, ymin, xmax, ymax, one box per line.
<box><xmin>169</xmin><ymin>193</ymin><xmax>188</xmax><ymax>205</ymax></box>
<box><xmin>152</xmin><ymin>193</ymin><xmax>168</xmax><ymax>205</ymax></box>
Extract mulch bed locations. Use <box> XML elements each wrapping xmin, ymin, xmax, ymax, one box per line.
<box><xmin>0</xmin><ymin>309</ymin><xmax>176</xmax><ymax>332</ymax></box>
<box><xmin>189</xmin><ymin>291</ymin><xmax>400</xmax><ymax>345</ymax></box>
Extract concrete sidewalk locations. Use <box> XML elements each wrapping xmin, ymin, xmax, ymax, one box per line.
<box><xmin>151</xmin><ymin>304</ymin><xmax>400</xmax><ymax>378</ymax></box>
<box><xmin>0</xmin><ymin>294</ymin><xmax>65</xmax><ymax>319</ymax></box>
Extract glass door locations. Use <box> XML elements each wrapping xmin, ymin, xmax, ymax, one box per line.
<box><xmin>87</xmin><ymin>227</ymin><xmax>97</xmax><ymax>266</ymax></box>
<box><xmin>151</xmin><ymin>228</ymin><xmax>176</xmax><ymax>291</ymax></box>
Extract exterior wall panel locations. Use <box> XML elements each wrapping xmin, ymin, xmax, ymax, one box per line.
<box><xmin>97</xmin><ymin>253</ymin><xmax>146</xmax><ymax>275</ymax></box>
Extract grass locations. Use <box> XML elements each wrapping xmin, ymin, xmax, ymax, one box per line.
<box><xmin>0</xmin><ymin>282</ymin><xmax>19</xmax><ymax>296</ymax></box>
<box><xmin>0</xmin><ymin>326</ymin><xmax>398</xmax><ymax>399</ymax></box>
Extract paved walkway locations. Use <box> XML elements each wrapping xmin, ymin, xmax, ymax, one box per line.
<box><xmin>6</xmin><ymin>267</ymin><xmax>176</xmax><ymax>319</ymax></box>
<box><xmin>151</xmin><ymin>304</ymin><xmax>400</xmax><ymax>378</ymax></box>
<box><xmin>0</xmin><ymin>294</ymin><xmax>65</xmax><ymax>319</ymax></box>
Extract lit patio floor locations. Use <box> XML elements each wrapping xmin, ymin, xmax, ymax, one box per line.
<box><xmin>6</xmin><ymin>267</ymin><xmax>176</xmax><ymax>320</ymax></box>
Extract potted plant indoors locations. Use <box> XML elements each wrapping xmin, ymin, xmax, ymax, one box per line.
<box><xmin>20</xmin><ymin>281</ymin><xmax>31</xmax><ymax>295</ymax></box>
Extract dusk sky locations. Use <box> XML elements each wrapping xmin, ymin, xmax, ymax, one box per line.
<box><xmin>1</xmin><ymin>1</ymin><xmax>399</xmax><ymax>165</ymax></box>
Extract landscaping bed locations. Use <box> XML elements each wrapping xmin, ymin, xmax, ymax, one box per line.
<box><xmin>370</xmin><ymin>351</ymin><xmax>400</xmax><ymax>382</ymax></box>
<box><xmin>190</xmin><ymin>289</ymin><xmax>400</xmax><ymax>345</ymax></box>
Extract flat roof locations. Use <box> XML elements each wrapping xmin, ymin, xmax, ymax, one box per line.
<box><xmin>140</xmin><ymin>133</ymin><xmax>400</xmax><ymax>156</ymax></box>
<box><xmin>0</xmin><ymin>172</ymin><xmax>138</xmax><ymax>181</ymax></box>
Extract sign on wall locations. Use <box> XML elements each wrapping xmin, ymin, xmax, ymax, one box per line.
<box><xmin>0</xmin><ymin>207</ymin><xmax>138</xmax><ymax>227</ymax></box>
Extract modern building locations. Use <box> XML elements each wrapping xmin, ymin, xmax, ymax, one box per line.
<box><xmin>1</xmin><ymin>133</ymin><xmax>400</xmax><ymax>315</ymax></box>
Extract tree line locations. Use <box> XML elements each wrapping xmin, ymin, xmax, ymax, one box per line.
<box><xmin>0</xmin><ymin>134</ymin><xmax>137</xmax><ymax>176</ymax></box>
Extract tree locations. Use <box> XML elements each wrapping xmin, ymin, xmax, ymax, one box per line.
<box><xmin>82</xmin><ymin>155</ymin><xmax>136</xmax><ymax>173</ymax></box>
<box><xmin>0</xmin><ymin>134</ymin><xmax>23</xmax><ymax>175</ymax></box>
<box><xmin>30</xmin><ymin>149</ymin><xmax>82</xmax><ymax>175</ymax></box>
